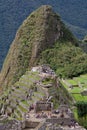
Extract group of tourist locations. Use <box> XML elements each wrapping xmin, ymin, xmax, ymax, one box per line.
<box><xmin>68</xmin><ymin>119</ymin><xmax>80</xmax><ymax>129</ymax></box>
<box><xmin>35</xmin><ymin>111</ymin><xmax>52</xmax><ymax>119</ymax></box>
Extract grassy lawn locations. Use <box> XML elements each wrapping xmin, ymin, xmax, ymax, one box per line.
<box><xmin>74</xmin><ymin>77</ymin><xmax>87</xmax><ymax>84</ymax></box>
<box><xmin>72</xmin><ymin>94</ymin><xmax>87</xmax><ymax>101</ymax></box>
<box><xmin>66</xmin><ymin>79</ymin><xmax>77</xmax><ymax>85</ymax></box>
<box><xmin>70</xmin><ymin>88</ymin><xmax>82</xmax><ymax>93</ymax></box>
<box><xmin>61</xmin><ymin>74</ymin><xmax>87</xmax><ymax>102</ymax></box>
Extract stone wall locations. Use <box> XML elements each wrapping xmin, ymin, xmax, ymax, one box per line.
<box><xmin>25</xmin><ymin>120</ymin><xmax>39</xmax><ymax>129</ymax></box>
<box><xmin>35</xmin><ymin>101</ymin><xmax>52</xmax><ymax>112</ymax></box>
<box><xmin>38</xmin><ymin>124</ymin><xmax>46</xmax><ymax>130</ymax></box>
<box><xmin>38</xmin><ymin>122</ymin><xmax>46</xmax><ymax>130</ymax></box>
<box><xmin>0</xmin><ymin>117</ymin><xmax>22</xmax><ymax>130</ymax></box>
<box><xmin>46</xmin><ymin>118</ymin><xmax>71</xmax><ymax>125</ymax></box>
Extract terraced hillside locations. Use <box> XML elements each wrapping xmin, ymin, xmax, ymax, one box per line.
<box><xmin>0</xmin><ymin>71</ymin><xmax>46</xmax><ymax>120</ymax></box>
<box><xmin>60</xmin><ymin>74</ymin><xmax>87</xmax><ymax>102</ymax></box>
<box><xmin>0</xmin><ymin>66</ymin><xmax>73</xmax><ymax>121</ymax></box>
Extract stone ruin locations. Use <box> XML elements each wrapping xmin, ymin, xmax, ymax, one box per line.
<box><xmin>0</xmin><ymin>115</ymin><xmax>21</xmax><ymax>130</ymax></box>
<box><xmin>36</xmin><ymin>104</ymin><xmax>86</xmax><ymax>130</ymax></box>
<box><xmin>0</xmin><ymin>101</ymin><xmax>86</xmax><ymax>130</ymax></box>
<box><xmin>56</xmin><ymin>105</ymin><xmax>74</xmax><ymax>119</ymax></box>
<box><xmin>31</xmin><ymin>65</ymin><xmax>56</xmax><ymax>77</ymax></box>
<box><xmin>0</xmin><ymin>65</ymin><xmax>86</xmax><ymax>130</ymax></box>
<box><xmin>45</xmin><ymin>104</ymin><xmax>75</xmax><ymax>125</ymax></box>
<box><xmin>35</xmin><ymin>101</ymin><xmax>53</xmax><ymax>113</ymax></box>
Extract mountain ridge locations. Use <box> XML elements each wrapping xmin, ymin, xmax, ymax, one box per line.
<box><xmin>0</xmin><ymin>5</ymin><xmax>76</xmax><ymax>89</ymax></box>
<box><xmin>0</xmin><ymin>0</ymin><xmax>87</xmax><ymax>69</ymax></box>
<box><xmin>1</xmin><ymin>5</ymin><xmax>87</xmax><ymax>91</ymax></box>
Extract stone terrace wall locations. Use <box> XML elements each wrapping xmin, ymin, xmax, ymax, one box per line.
<box><xmin>0</xmin><ymin>119</ymin><xmax>21</xmax><ymax>130</ymax></box>
<box><xmin>38</xmin><ymin>122</ymin><xmax>46</xmax><ymax>130</ymax></box>
<box><xmin>35</xmin><ymin>102</ymin><xmax>52</xmax><ymax>112</ymax></box>
<box><xmin>46</xmin><ymin>118</ymin><xmax>71</xmax><ymax>125</ymax></box>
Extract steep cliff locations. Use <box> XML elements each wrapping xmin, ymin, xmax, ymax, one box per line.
<box><xmin>0</xmin><ymin>5</ymin><xmax>75</xmax><ymax>89</ymax></box>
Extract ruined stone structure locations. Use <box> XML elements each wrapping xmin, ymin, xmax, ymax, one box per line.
<box><xmin>35</xmin><ymin>101</ymin><xmax>52</xmax><ymax>113</ymax></box>
<box><xmin>0</xmin><ymin>116</ymin><xmax>21</xmax><ymax>130</ymax></box>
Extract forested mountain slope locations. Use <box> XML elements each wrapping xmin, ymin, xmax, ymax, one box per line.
<box><xmin>0</xmin><ymin>5</ymin><xmax>87</xmax><ymax>90</ymax></box>
<box><xmin>0</xmin><ymin>0</ymin><xmax>87</xmax><ymax>69</ymax></box>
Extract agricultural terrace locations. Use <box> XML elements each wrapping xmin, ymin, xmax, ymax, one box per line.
<box><xmin>60</xmin><ymin>74</ymin><xmax>87</xmax><ymax>102</ymax></box>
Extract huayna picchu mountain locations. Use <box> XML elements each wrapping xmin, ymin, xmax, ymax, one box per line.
<box><xmin>0</xmin><ymin>5</ymin><xmax>87</xmax><ymax>90</ymax></box>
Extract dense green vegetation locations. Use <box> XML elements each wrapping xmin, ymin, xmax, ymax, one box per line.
<box><xmin>1</xmin><ymin>5</ymin><xmax>78</xmax><ymax>88</ymax></box>
<box><xmin>40</xmin><ymin>41</ymin><xmax>87</xmax><ymax>78</ymax></box>
<box><xmin>1</xmin><ymin>5</ymin><xmax>87</xmax><ymax>90</ymax></box>
<box><xmin>76</xmin><ymin>102</ymin><xmax>87</xmax><ymax>118</ymax></box>
<box><xmin>60</xmin><ymin>74</ymin><xmax>87</xmax><ymax>128</ymax></box>
<box><xmin>76</xmin><ymin>101</ymin><xmax>87</xmax><ymax>128</ymax></box>
<box><xmin>0</xmin><ymin>0</ymin><xmax>87</xmax><ymax>69</ymax></box>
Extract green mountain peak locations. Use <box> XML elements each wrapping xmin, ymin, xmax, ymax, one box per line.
<box><xmin>0</xmin><ymin>5</ymin><xmax>86</xmax><ymax>90</ymax></box>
